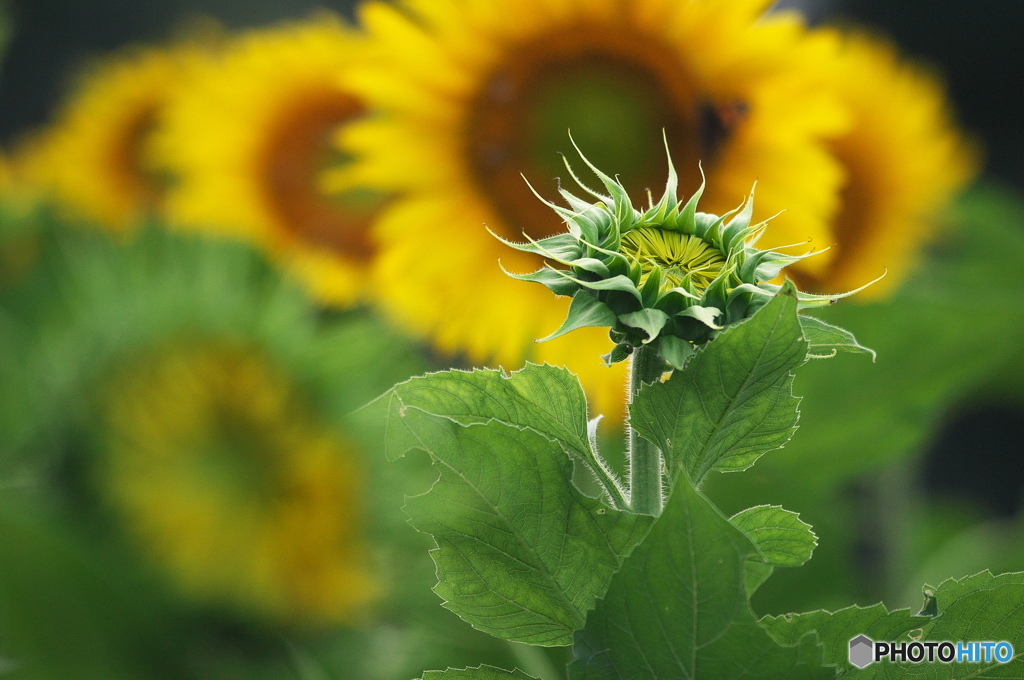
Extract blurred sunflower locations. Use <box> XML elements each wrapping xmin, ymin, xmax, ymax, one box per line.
<box><xmin>98</xmin><ymin>342</ymin><xmax>374</xmax><ymax>625</ymax></box>
<box><xmin>0</xmin><ymin>154</ymin><xmax>44</xmax><ymax>290</ymax></box>
<box><xmin>332</xmin><ymin>0</ymin><xmax>848</xmax><ymax>418</ymax></box>
<box><xmin>14</xmin><ymin>41</ymin><xmax>209</xmax><ymax>232</ymax></box>
<box><xmin>155</xmin><ymin>16</ymin><xmax>382</xmax><ymax>306</ymax></box>
<box><xmin>0</xmin><ymin>224</ymin><xmax>425</xmax><ymax>628</ymax></box>
<box><xmin>796</xmin><ymin>30</ymin><xmax>978</xmax><ymax>296</ymax></box>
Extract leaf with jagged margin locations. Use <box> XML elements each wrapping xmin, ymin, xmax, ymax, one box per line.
<box><xmin>761</xmin><ymin>603</ymin><xmax>928</xmax><ymax>675</ymax></box>
<box><xmin>732</xmin><ymin>504</ymin><xmax>817</xmax><ymax>598</ymax></box>
<box><xmin>420</xmin><ymin>666</ymin><xmax>538</xmax><ymax>680</ymax></box>
<box><xmin>568</xmin><ymin>480</ymin><xmax>831</xmax><ymax>680</ymax></box>
<box><xmin>399</xmin><ymin>409</ymin><xmax>653</xmax><ymax>647</ymax></box>
<box><xmin>906</xmin><ymin>571</ymin><xmax>1024</xmax><ymax>678</ymax></box>
<box><xmin>800</xmin><ymin>316</ymin><xmax>876</xmax><ymax>361</ymax></box>
<box><xmin>359</xmin><ymin>363</ymin><xmax>626</xmax><ymax>506</ymax></box>
<box><xmin>763</xmin><ymin>571</ymin><xmax>1024</xmax><ymax>677</ymax></box>
<box><xmin>630</xmin><ymin>285</ymin><xmax>806</xmax><ymax>487</ymax></box>
<box><xmin>732</xmin><ymin>505</ymin><xmax>817</xmax><ymax>568</ymax></box>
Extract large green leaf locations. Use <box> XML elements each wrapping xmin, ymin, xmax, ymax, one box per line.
<box><xmin>420</xmin><ymin>667</ymin><xmax>539</xmax><ymax>680</ymax></box>
<box><xmin>761</xmin><ymin>604</ymin><xmax>927</xmax><ymax>674</ymax></box>
<box><xmin>363</xmin><ymin>363</ymin><xmax>626</xmax><ymax>507</ymax></box>
<box><xmin>630</xmin><ymin>285</ymin><xmax>806</xmax><ymax>486</ymax></box>
<box><xmin>395</xmin><ymin>409</ymin><xmax>652</xmax><ymax>646</ymax></box>
<box><xmin>568</xmin><ymin>480</ymin><xmax>829</xmax><ymax>680</ymax></box>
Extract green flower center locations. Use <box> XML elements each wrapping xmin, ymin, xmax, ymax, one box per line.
<box><xmin>619</xmin><ymin>228</ymin><xmax>726</xmax><ymax>294</ymax></box>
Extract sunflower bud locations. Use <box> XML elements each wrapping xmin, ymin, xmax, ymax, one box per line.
<box><xmin>498</xmin><ymin>139</ymin><xmax>867</xmax><ymax>368</ymax></box>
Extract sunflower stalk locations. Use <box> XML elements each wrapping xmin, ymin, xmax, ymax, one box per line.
<box><xmin>626</xmin><ymin>344</ymin><xmax>666</xmax><ymax>516</ymax></box>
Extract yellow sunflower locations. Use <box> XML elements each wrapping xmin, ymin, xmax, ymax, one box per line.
<box><xmin>98</xmin><ymin>342</ymin><xmax>376</xmax><ymax>626</ymax></box>
<box><xmin>15</xmin><ymin>42</ymin><xmax>208</xmax><ymax>232</ymax></box>
<box><xmin>332</xmin><ymin>0</ymin><xmax>848</xmax><ymax>419</ymax></box>
<box><xmin>795</xmin><ymin>30</ymin><xmax>978</xmax><ymax>296</ymax></box>
<box><xmin>155</xmin><ymin>16</ymin><xmax>381</xmax><ymax>306</ymax></box>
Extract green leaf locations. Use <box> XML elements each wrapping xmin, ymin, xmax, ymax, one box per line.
<box><xmin>508</xmin><ymin>266</ymin><xmax>580</xmax><ymax>297</ymax></box>
<box><xmin>361</xmin><ymin>363</ymin><xmax>627</xmax><ymax>507</ymax></box>
<box><xmin>677</xmin><ymin>304</ymin><xmax>722</xmax><ymax>329</ymax></box>
<box><xmin>764</xmin><ymin>572</ymin><xmax>1024</xmax><ymax>677</ymax></box>
<box><xmin>744</xmin><ymin>561</ymin><xmax>775</xmax><ymax>598</ymax></box>
<box><xmin>909</xmin><ymin>571</ymin><xmax>1024</xmax><ymax>677</ymax></box>
<box><xmin>761</xmin><ymin>604</ymin><xmax>927</xmax><ymax>673</ymax></box>
<box><xmin>539</xmin><ymin>294</ymin><xmax>618</xmax><ymax>342</ymax></box>
<box><xmin>799</xmin><ymin>316</ymin><xmax>876</xmax><ymax>361</ymax></box>
<box><xmin>630</xmin><ymin>285</ymin><xmax>806</xmax><ymax>486</ymax></box>
<box><xmin>568</xmin><ymin>480</ymin><xmax>829</xmax><ymax>680</ymax></box>
<box><xmin>654</xmin><ymin>335</ymin><xmax>695</xmax><ymax>370</ymax></box>
<box><xmin>617</xmin><ymin>308</ymin><xmax>669</xmax><ymax>342</ymax></box>
<box><xmin>398</xmin><ymin>410</ymin><xmax>653</xmax><ymax>646</ymax></box>
<box><xmin>420</xmin><ymin>666</ymin><xmax>539</xmax><ymax>680</ymax></box>
<box><xmin>731</xmin><ymin>505</ymin><xmax>817</xmax><ymax>568</ymax></box>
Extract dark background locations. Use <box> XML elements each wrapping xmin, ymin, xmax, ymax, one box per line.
<box><xmin>1</xmin><ymin>0</ymin><xmax>1022</xmax><ymax>515</ymax></box>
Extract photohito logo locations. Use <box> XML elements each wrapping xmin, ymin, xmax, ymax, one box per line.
<box><xmin>849</xmin><ymin>635</ymin><xmax>1015</xmax><ymax>668</ymax></box>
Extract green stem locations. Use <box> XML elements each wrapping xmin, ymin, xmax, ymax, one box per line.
<box><xmin>628</xmin><ymin>345</ymin><xmax>666</xmax><ymax>516</ymax></box>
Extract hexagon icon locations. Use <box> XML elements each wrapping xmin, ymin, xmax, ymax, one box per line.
<box><xmin>849</xmin><ymin>635</ymin><xmax>875</xmax><ymax>669</ymax></box>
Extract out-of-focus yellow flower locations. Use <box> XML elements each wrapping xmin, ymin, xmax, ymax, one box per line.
<box><xmin>155</xmin><ymin>16</ymin><xmax>381</xmax><ymax>307</ymax></box>
<box><xmin>15</xmin><ymin>43</ymin><xmax>208</xmax><ymax>232</ymax></box>
<box><xmin>0</xmin><ymin>154</ymin><xmax>42</xmax><ymax>288</ymax></box>
<box><xmin>331</xmin><ymin>0</ymin><xmax>848</xmax><ymax>420</ymax></box>
<box><xmin>794</xmin><ymin>30</ymin><xmax>978</xmax><ymax>296</ymax></box>
<box><xmin>98</xmin><ymin>342</ymin><xmax>377</xmax><ymax>626</ymax></box>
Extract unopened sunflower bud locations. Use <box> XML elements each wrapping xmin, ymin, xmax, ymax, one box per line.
<box><xmin>498</xmin><ymin>138</ymin><xmax>872</xmax><ymax>368</ymax></box>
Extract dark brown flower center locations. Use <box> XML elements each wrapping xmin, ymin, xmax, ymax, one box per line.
<box><xmin>261</xmin><ymin>91</ymin><xmax>381</xmax><ymax>262</ymax></box>
<box><xmin>467</xmin><ymin>24</ymin><xmax>747</xmax><ymax>244</ymax></box>
<box><xmin>109</xmin><ymin>101</ymin><xmax>162</xmax><ymax>207</ymax></box>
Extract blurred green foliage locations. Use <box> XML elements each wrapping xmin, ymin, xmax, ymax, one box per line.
<box><xmin>707</xmin><ymin>182</ymin><xmax>1024</xmax><ymax>613</ymax></box>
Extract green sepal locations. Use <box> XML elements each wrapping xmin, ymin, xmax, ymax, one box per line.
<box><xmin>603</xmin><ymin>343</ymin><xmax>633</xmax><ymax>365</ymax></box>
<box><xmin>568</xmin><ymin>257</ymin><xmax>611</xmax><ymax>278</ymax></box>
<box><xmin>538</xmin><ymin>294</ymin><xmax>619</xmax><ymax>343</ymax></box>
<box><xmin>799</xmin><ymin>315</ymin><xmax>876</xmax><ymax>361</ymax></box>
<box><xmin>638</xmin><ymin>265</ymin><xmax>662</xmax><ymax>308</ymax></box>
<box><xmin>654</xmin><ymin>335</ymin><xmax>695</xmax><ymax>370</ymax></box>
<box><xmin>722</xmin><ymin>193</ymin><xmax>756</xmax><ymax>252</ymax></box>
<box><xmin>507</xmin><ymin>266</ymin><xmax>580</xmax><ymax>297</ymax></box>
<box><xmin>559</xmin><ymin>273</ymin><xmax>643</xmax><ymax>303</ymax></box>
<box><xmin>617</xmin><ymin>309</ymin><xmax>670</xmax><ymax>343</ymax></box>
<box><xmin>676</xmin><ymin>305</ymin><xmax>722</xmax><ymax>330</ymax></box>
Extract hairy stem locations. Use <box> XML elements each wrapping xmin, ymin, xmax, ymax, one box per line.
<box><xmin>628</xmin><ymin>345</ymin><xmax>666</xmax><ymax>516</ymax></box>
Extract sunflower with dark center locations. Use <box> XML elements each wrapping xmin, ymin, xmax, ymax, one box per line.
<box><xmin>793</xmin><ymin>29</ymin><xmax>977</xmax><ymax>297</ymax></box>
<box><xmin>14</xmin><ymin>43</ymin><xmax>209</xmax><ymax>232</ymax></box>
<box><xmin>501</xmin><ymin>142</ymin><xmax>858</xmax><ymax>368</ymax></box>
<box><xmin>98</xmin><ymin>341</ymin><xmax>377</xmax><ymax>625</ymax></box>
<box><xmin>333</xmin><ymin>0</ymin><xmax>847</xmax><ymax>419</ymax></box>
<box><xmin>156</xmin><ymin>16</ymin><xmax>385</xmax><ymax>306</ymax></box>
